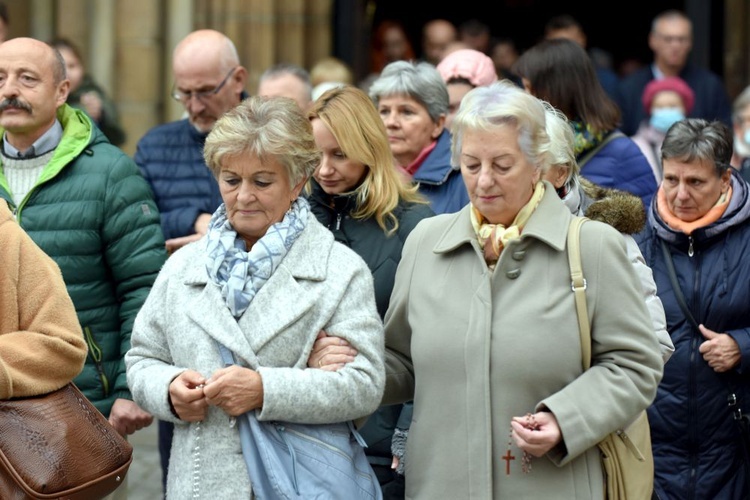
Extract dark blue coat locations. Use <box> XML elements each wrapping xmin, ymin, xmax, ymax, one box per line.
<box><xmin>412</xmin><ymin>129</ymin><xmax>469</xmax><ymax>215</ymax></box>
<box><xmin>134</xmin><ymin>119</ymin><xmax>222</xmax><ymax>239</ymax></box>
<box><xmin>635</xmin><ymin>170</ymin><xmax>750</xmax><ymax>500</ymax></box>
<box><xmin>579</xmin><ymin>132</ymin><xmax>658</xmax><ymax>209</ymax></box>
<box><xmin>617</xmin><ymin>64</ymin><xmax>732</xmax><ymax>136</ymax></box>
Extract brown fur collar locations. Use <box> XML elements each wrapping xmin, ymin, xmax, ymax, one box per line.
<box><xmin>580</xmin><ymin>177</ymin><xmax>646</xmax><ymax>235</ymax></box>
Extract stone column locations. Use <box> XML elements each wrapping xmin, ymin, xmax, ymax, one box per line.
<box><xmin>115</xmin><ymin>0</ymin><xmax>164</xmax><ymax>156</ymax></box>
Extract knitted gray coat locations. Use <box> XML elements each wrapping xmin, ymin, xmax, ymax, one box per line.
<box><xmin>126</xmin><ymin>214</ymin><xmax>385</xmax><ymax>499</ymax></box>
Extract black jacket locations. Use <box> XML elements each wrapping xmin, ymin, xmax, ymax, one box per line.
<box><xmin>306</xmin><ymin>179</ymin><xmax>434</xmax><ymax>461</ymax></box>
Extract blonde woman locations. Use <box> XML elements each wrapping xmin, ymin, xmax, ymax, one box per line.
<box><xmin>306</xmin><ymin>85</ymin><xmax>434</xmax><ymax>499</ymax></box>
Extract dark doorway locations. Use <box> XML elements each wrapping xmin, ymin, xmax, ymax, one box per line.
<box><xmin>362</xmin><ymin>1</ymin><xmax>723</xmax><ymax>79</ymax></box>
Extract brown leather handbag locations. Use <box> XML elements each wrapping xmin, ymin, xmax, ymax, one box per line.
<box><xmin>0</xmin><ymin>382</ymin><xmax>133</xmax><ymax>499</ymax></box>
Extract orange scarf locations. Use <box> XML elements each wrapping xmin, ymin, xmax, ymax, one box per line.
<box><xmin>656</xmin><ymin>184</ymin><xmax>732</xmax><ymax>235</ymax></box>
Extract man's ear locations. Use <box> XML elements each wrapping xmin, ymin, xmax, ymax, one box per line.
<box><xmin>232</xmin><ymin>66</ymin><xmax>248</xmax><ymax>92</ymax></box>
<box><xmin>56</xmin><ymin>80</ymin><xmax>71</xmax><ymax>108</ymax></box>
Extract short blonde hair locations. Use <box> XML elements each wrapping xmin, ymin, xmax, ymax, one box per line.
<box><xmin>204</xmin><ymin>96</ymin><xmax>320</xmax><ymax>186</ymax></box>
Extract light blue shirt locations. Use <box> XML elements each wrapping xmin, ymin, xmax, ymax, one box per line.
<box><xmin>3</xmin><ymin>119</ymin><xmax>63</xmax><ymax>158</ymax></box>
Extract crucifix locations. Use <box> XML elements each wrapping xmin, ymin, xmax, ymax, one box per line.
<box><xmin>502</xmin><ymin>449</ymin><xmax>515</xmax><ymax>475</ymax></box>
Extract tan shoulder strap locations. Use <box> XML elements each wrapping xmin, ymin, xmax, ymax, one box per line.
<box><xmin>567</xmin><ymin>216</ymin><xmax>591</xmax><ymax>370</ymax></box>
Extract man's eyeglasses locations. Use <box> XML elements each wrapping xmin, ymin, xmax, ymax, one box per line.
<box><xmin>171</xmin><ymin>67</ymin><xmax>237</xmax><ymax>103</ymax></box>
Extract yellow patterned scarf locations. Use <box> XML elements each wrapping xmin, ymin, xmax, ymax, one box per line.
<box><xmin>471</xmin><ymin>182</ymin><xmax>545</xmax><ymax>269</ymax></box>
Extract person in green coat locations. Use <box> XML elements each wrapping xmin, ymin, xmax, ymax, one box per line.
<box><xmin>0</xmin><ymin>38</ymin><xmax>166</xmax><ymax>446</ymax></box>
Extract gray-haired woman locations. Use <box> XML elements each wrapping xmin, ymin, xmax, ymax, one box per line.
<box><xmin>369</xmin><ymin>60</ymin><xmax>469</xmax><ymax>214</ymax></box>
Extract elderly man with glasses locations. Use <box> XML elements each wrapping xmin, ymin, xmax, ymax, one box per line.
<box><xmin>132</xmin><ymin>29</ymin><xmax>247</xmax><ymax>496</ymax></box>
<box><xmin>616</xmin><ymin>9</ymin><xmax>731</xmax><ymax>136</ymax></box>
<box><xmin>135</xmin><ymin>29</ymin><xmax>248</xmax><ymax>254</ymax></box>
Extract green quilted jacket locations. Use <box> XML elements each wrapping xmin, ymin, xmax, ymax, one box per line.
<box><xmin>0</xmin><ymin>105</ymin><xmax>167</xmax><ymax>417</ymax></box>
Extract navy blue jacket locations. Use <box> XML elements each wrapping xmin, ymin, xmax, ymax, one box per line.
<box><xmin>636</xmin><ymin>170</ymin><xmax>750</xmax><ymax>500</ymax></box>
<box><xmin>579</xmin><ymin>131</ymin><xmax>658</xmax><ymax>209</ymax></box>
<box><xmin>134</xmin><ymin>119</ymin><xmax>222</xmax><ymax>239</ymax></box>
<box><xmin>412</xmin><ymin>129</ymin><xmax>469</xmax><ymax>214</ymax></box>
<box><xmin>617</xmin><ymin>64</ymin><xmax>732</xmax><ymax>136</ymax></box>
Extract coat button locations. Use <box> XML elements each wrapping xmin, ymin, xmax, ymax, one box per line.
<box><xmin>512</xmin><ymin>250</ymin><xmax>525</xmax><ymax>261</ymax></box>
<box><xmin>506</xmin><ymin>268</ymin><xmax>521</xmax><ymax>279</ymax></box>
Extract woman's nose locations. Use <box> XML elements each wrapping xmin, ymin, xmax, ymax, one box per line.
<box><xmin>236</xmin><ymin>181</ymin><xmax>256</xmax><ymax>202</ymax></box>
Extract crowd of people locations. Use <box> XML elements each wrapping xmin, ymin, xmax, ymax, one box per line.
<box><xmin>2</xmin><ymin>6</ymin><xmax>750</xmax><ymax>500</ymax></box>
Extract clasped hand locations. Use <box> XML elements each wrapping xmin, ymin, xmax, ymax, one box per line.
<box><xmin>510</xmin><ymin>411</ymin><xmax>562</xmax><ymax>458</ymax></box>
<box><xmin>698</xmin><ymin>324</ymin><xmax>741</xmax><ymax>372</ymax></box>
<box><xmin>169</xmin><ymin>366</ymin><xmax>264</xmax><ymax>422</ymax></box>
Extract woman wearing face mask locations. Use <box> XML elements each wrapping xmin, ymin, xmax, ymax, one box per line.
<box><xmin>631</xmin><ymin>76</ymin><xmax>694</xmax><ymax>183</ymax></box>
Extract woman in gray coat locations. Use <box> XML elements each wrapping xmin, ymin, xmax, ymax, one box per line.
<box><xmin>380</xmin><ymin>81</ymin><xmax>663</xmax><ymax>498</ymax></box>
<box><xmin>125</xmin><ymin>96</ymin><xmax>385</xmax><ymax>499</ymax></box>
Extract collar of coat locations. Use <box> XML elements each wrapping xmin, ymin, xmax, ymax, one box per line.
<box><xmin>579</xmin><ymin>177</ymin><xmax>646</xmax><ymax>235</ymax></box>
<box><xmin>433</xmin><ymin>181</ymin><xmax>572</xmax><ymax>255</ymax></box>
<box><xmin>181</xmin><ymin>214</ymin><xmax>334</xmax><ymax>286</ymax></box>
<box><xmin>172</xmin><ymin>216</ymin><xmax>336</xmax><ymax>364</ymax></box>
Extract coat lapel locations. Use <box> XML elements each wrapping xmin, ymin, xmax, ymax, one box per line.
<box><xmin>432</xmin><ymin>182</ymin><xmax>572</xmax><ymax>256</ymax></box>
<box><xmin>183</xmin><ymin>215</ymin><xmax>333</xmax><ymax>367</ymax></box>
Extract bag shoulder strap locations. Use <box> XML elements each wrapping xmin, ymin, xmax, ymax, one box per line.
<box><xmin>567</xmin><ymin>216</ymin><xmax>591</xmax><ymax>370</ymax></box>
<box><xmin>578</xmin><ymin>130</ymin><xmax>626</xmax><ymax>169</ymax></box>
<box><xmin>659</xmin><ymin>239</ymin><xmax>700</xmax><ymax>331</ymax></box>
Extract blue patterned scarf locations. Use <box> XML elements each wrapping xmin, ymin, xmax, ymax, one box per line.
<box><xmin>205</xmin><ymin>197</ymin><xmax>309</xmax><ymax>318</ymax></box>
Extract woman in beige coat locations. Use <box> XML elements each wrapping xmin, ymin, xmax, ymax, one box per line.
<box><xmin>0</xmin><ymin>202</ymin><xmax>86</xmax><ymax>398</ymax></box>
<box><xmin>380</xmin><ymin>81</ymin><xmax>662</xmax><ymax>498</ymax></box>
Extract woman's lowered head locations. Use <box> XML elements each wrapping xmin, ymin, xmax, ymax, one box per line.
<box><xmin>660</xmin><ymin>118</ymin><xmax>733</xmax><ymax>223</ymax></box>
<box><xmin>450</xmin><ymin>80</ymin><xmax>552</xmax><ymax>225</ymax></box>
<box><xmin>203</xmin><ymin>95</ymin><xmax>320</xmax><ymax>247</ymax></box>
<box><xmin>307</xmin><ymin>85</ymin><xmax>426</xmax><ymax>234</ymax></box>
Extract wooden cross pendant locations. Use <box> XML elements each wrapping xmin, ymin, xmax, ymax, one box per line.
<box><xmin>502</xmin><ymin>449</ymin><xmax>515</xmax><ymax>475</ymax></box>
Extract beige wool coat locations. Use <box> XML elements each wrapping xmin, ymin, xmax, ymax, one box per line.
<box><xmin>383</xmin><ymin>183</ymin><xmax>664</xmax><ymax>499</ymax></box>
<box><xmin>0</xmin><ymin>203</ymin><xmax>86</xmax><ymax>398</ymax></box>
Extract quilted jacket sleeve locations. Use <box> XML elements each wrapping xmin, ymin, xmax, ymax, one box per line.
<box><xmin>102</xmin><ymin>151</ymin><xmax>168</xmax><ymax>401</ymax></box>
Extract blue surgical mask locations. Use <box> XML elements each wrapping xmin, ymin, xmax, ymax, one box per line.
<box><xmin>650</xmin><ymin>108</ymin><xmax>685</xmax><ymax>133</ymax></box>
<box><xmin>744</xmin><ymin>129</ymin><xmax>750</xmax><ymax>146</ymax></box>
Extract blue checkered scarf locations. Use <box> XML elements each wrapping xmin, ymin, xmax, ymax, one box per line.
<box><xmin>205</xmin><ymin>197</ymin><xmax>309</xmax><ymax>318</ymax></box>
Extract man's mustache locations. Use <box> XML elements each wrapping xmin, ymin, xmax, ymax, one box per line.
<box><xmin>0</xmin><ymin>98</ymin><xmax>32</xmax><ymax>113</ymax></box>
